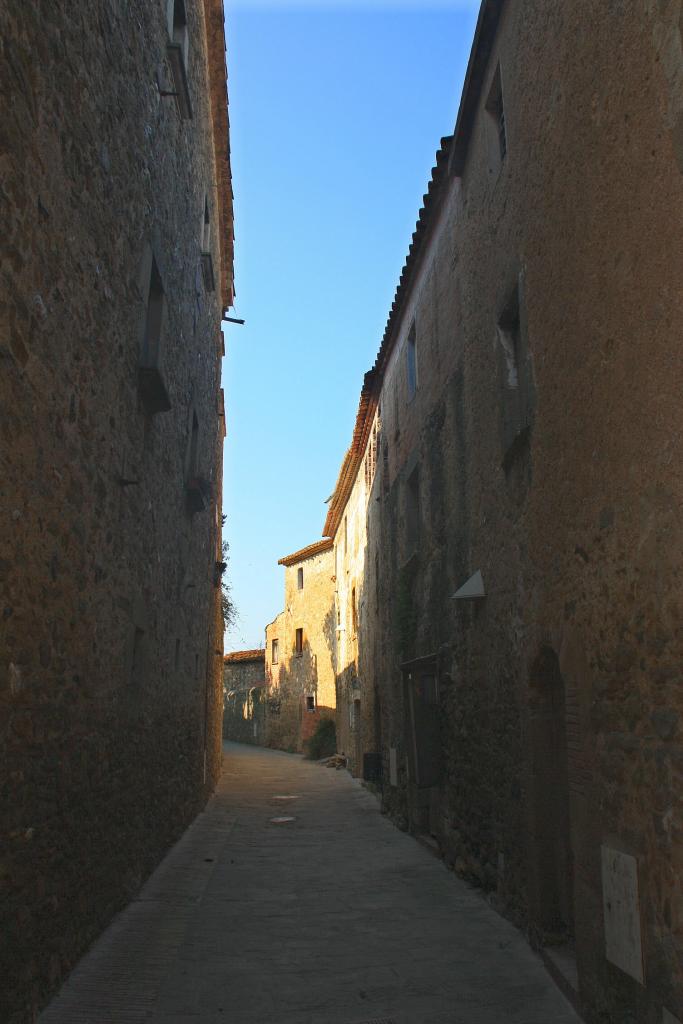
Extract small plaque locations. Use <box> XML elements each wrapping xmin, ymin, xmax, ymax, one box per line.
<box><xmin>601</xmin><ymin>845</ymin><xmax>644</xmax><ymax>983</ymax></box>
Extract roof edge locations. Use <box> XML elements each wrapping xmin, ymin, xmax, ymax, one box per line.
<box><xmin>278</xmin><ymin>537</ymin><xmax>334</xmax><ymax>567</ymax></box>
<box><xmin>203</xmin><ymin>0</ymin><xmax>235</xmax><ymax>311</ymax></box>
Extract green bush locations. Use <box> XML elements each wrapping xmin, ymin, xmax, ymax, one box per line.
<box><xmin>304</xmin><ymin>717</ymin><xmax>337</xmax><ymax>760</ymax></box>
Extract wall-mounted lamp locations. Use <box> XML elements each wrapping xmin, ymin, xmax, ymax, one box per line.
<box><xmin>451</xmin><ymin>570</ymin><xmax>485</xmax><ymax>601</ymax></box>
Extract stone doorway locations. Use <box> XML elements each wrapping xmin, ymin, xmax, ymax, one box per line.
<box><xmin>528</xmin><ymin>647</ymin><xmax>575</xmax><ymax>941</ymax></box>
<box><xmin>402</xmin><ymin>655</ymin><xmax>441</xmax><ymax>835</ymax></box>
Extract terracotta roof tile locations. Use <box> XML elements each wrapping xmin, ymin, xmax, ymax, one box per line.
<box><xmin>202</xmin><ymin>0</ymin><xmax>235</xmax><ymax>311</ymax></box>
<box><xmin>224</xmin><ymin>649</ymin><xmax>265</xmax><ymax>663</ymax></box>
<box><xmin>278</xmin><ymin>538</ymin><xmax>334</xmax><ymax>567</ymax></box>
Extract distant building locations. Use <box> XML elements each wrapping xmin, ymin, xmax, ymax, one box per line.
<box><xmin>265</xmin><ymin>540</ymin><xmax>336</xmax><ymax>752</ymax></box>
<box><xmin>223</xmin><ymin>650</ymin><xmax>266</xmax><ymax>745</ymax></box>
<box><xmin>0</xmin><ymin>0</ymin><xmax>234</xmax><ymax>1019</ymax></box>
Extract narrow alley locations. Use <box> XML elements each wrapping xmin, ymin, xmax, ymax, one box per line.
<box><xmin>39</xmin><ymin>743</ymin><xmax>580</xmax><ymax>1024</ymax></box>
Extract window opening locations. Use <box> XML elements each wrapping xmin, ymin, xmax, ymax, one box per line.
<box><xmin>297</xmin><ymin>567</ymin><xmax>304</xmax><ymax>590</ymax></box>
<box><xmin>406</xmin><ymin>323</ymin><xmax>417</xmax><ymax>400</ymax></box>
<box><xmin>485</xmin><ymin>64</ymin><xmax>507</xmax><ymax>170</ymax></box>
<box><xmin>295</xmin><ymin>628</ymin><xmax>303</xmax><ymax>657</ymax></box>
<box><xmin>166</xmin><ymin>0</ymin><xmax>192</xmax><ymax>119</ymax></box>
<box><xmin>272</xmin><ymin>638</ymin><xmax>279</xmax><ymax>664</ymax></box>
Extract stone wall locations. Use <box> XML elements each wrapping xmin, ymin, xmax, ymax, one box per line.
<box><xmin>323</xmin><ymin>3</ymin><xmax>683</xmax><ymax>1022</ymax></box>
<box><xmin>264</xmin><ymin>543</ymin><xmax>336</xmax><ymax>753</ymax></box>
<box><xmin>328</xmin><ymin>414</ymin><xmax>382</xmax><ymax>777</ymax></box>
<box><xmin>222</xmin><ymin>653</ymin><xmax>266</xmax><ymax>744</ymax></box>
<box><xmin>0</xmin><ymin>1</ymin><xmax>231</xmax><ymax>1020</ymax></box>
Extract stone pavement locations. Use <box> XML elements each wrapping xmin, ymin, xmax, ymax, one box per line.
<box><xmin>40</xmin><ymin>742</ymin><xmax>582</xmax><ymax>1024</ymax></box>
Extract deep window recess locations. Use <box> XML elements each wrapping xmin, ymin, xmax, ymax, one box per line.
<box><xmin>138</xmin><ymin>254</ymin><xmax>171</xmax><ymax>414</ymax></box>
<box><xmin>406</xmin><ymin>324</ymin><xmax>417</xmax><ymax>400</ymax></box>
<box><xmin>485</xmin><ymin>64</ymin><xmax>507</xmax><ymax>172</ymax></box>
<box><xmin>406</xmin><ymin>467</ymin><xmax>420</xmax><ymax>550</ymax></box>
<box><xmin>305</xmin><ymin>695</ymin><xmax>316</xmax><ymax>712</ymax></box>
<box><xmin>295</xmin><ymin>628</ymin><xmax>303</xmax><ymax>657</ymax></box>
<box><xmin>297</xmin><ymin>567</ymin><xmax>304</xmax><ymax>590</ymax></box>
<box><xmin>272</xmin><ymin>638</ymin><xmax>279</xmax><ymax>664</ymax></box>
<box><xmin>186</xmin><ymin>411</ymin><xmax>209</xmax><ymax>513</ymax></box>
<box><xmin>497</xmin><ymin>281</ymin><xmax>535</xmax><ymax>467</ymax></box>
<box><xmin>352</xmin><ymin>586</ymin><xmax>358</xmax><ymax>635</ymax></box>
<box><xmin>200</xmin><ymin>196</ymin><xmax>215</xmax><ymax>291</ymax></box>
<box><xmin>167</xmin><ymin>0</ymin><xmax>192</xmax><ymax>119</ymax></box>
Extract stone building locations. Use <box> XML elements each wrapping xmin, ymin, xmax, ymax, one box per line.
<box><xmin>324</xmin><ymin>400</ymin><xmax>381</xmax><ymax>777</ymax></box>
<box><xmin>223</xmin><ymin>649</ymin><xmax>266</xmax><ymax>745</ymax></box>
<box><xmin>322</xmin><ymin>2</ymin><xmax>683</xmax><ymax>1023</ymax></box>
<box><xmin>0</xmin><ymin>1</ymin><xmax>233</xmax><ymax>1020</ymax></box>
<box><xmin>264</xmin><ymin>540</ymin><xmax>336</xmax><ymax>752</ymax></box>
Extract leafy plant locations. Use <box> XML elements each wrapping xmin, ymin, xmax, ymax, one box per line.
<box><xmin>220</xmin><ymin>540</ymin><xmax>237</xmax><ymax>632</ymax></box>
<box><xmin>304</xmin><ymin>717</ymin><xmax>337</xmax><ymax>760</ymax></box>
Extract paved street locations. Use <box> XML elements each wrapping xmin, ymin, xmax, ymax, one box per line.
<box><xmin>40</xmin><ymin>743</ymin><xmax>581</xmax><ymax>1024</ymax></box>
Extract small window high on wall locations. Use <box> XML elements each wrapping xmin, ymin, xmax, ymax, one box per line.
<box><xmin>166</xmin><ymin>0</ymin><xmax>192</xmax><ymax>119</ymax></box>
<box><xmin>485</xmin><ymin>63</ymin><xmax>507</xmax><ymax>174</ymax></box>
<box><xmin>138</xmin><ymin>250</ymin><xmax>171</xmax><ymax>415</ymax></box>
<box><xmin>406</xmin><ymin>324</ymin><xmax>417</xmax><ymax>400</ymax></box>
<box><xmin>200</xmin><ymin>196</ymin><xmax>215</xmax><ymax>291</ymax></box>
<box><xmin>297</xmin><ymin>567</ymin><xmax>304</xmax><ymax>590</ymax></box>
<box><xmin>272</xmin><ymin>639</ymin><xmax>279</xmax><ymax>664</ymax></box>
<box><xmin>295</xmin><ymin>628</ymin><xmax>303</xmax><ymax>657</ymax></box>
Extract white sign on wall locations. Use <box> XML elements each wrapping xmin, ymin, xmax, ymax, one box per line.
<box><xmin>601</xmin><ymin>845</ymin><xmax>644</xmax><ymax>984</ymax></box>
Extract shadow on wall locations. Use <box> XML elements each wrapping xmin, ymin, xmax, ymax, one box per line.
<box><xmin>223</xmin><ymin>685</ymin><xmax>266</xmax><ymax>745</ymax></box>
<box><xmin>265</xmin><ymin>635</ymin><xmax>334</xmax><ymax>754</ymax></box>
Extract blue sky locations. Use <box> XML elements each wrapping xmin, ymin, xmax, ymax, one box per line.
<box><xmin>221</xmin><ymin>1</ymin><xmax>480</xmax><ymax>649</ymax></box>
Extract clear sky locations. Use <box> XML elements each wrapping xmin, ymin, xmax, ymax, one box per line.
<box><xmin>221</xmin><ymin>0</ymin><xmax>480</xmax><ymax>650</ymax></box>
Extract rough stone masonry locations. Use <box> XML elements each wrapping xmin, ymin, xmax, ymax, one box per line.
<box><xmin>0</xmin><ymin>1</ymin><xmax>233</xmax><ymax>1020</ymax></box>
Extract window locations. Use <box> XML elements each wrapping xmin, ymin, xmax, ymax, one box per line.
<box><xmin>200</xmin><ymin>196</ymin><xmax>215</xmax><ymax>291</ymax></box>
<box><xmin>343</xmin><ymin>516</ymin><xmax>348</xmax><ymax>560</ymax></box>
<box><xmin>406</xmin><ymin>324</ymin><xmax>417</xmax><ymax>400</ymax></box>
<box><xmin>166</xmin><ymin>0</ymin><xmax>192</xmax><ymax>119</ymax></box>
<box><xmin>295</xmin><ymin>628</ymin><xmax>303</xmax><ymax>657</ymax></box>
<box><xmin>202</xmin><ymin>196</ymin><xmax>211</xmax><ymax>252</ymax></box>
<box><xmin>272</xmin><ymin>638</ymin><xmax>279</xmax><ymax>664</ymax></box>
<box><xmin>485</xmin><ymin>63</ymin><xmax>506</xmax><ymax>173</ymax></box>
<box><xmin>497</xmin><ymin>281</ymin><xmax>535</xmax><ymax>467</ymax></box>
<box><xmin>351</xmin><ymin>586</ymin><xmax>358</xmax><ymax>635</ymax></box>
<box><xmin>188</xmin><ymin>412</ymin><xmax>199</xmax><ymax>480</ymax></box>
<box><xmin>297</xmin><ymin>567</ymin><xmax>304</xmax><ymax>590</ymax></box>
<box><xmin>406</xmin><ymin>467</ymin><xmax>420</xmax><ymax>550</ymax></box>
<box><xmin>185</xmin><ymin>410</ymin><xmax>208</xmax><ymax>512</ymax></box>
<box><xmin>138</xmin><ymin>252</ymin><xmax>171</xmax><ymax>414</ymax></box>
<box><xmin>305</xmin><ymin>695</ymin><xmax>316</xmax><ymax>712</ymax></box>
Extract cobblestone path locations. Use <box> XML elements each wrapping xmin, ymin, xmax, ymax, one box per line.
<box><xmin>40</xmin><ymin>742</ymin><xmax>581</xmax><ymax>1024</ymax></box>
